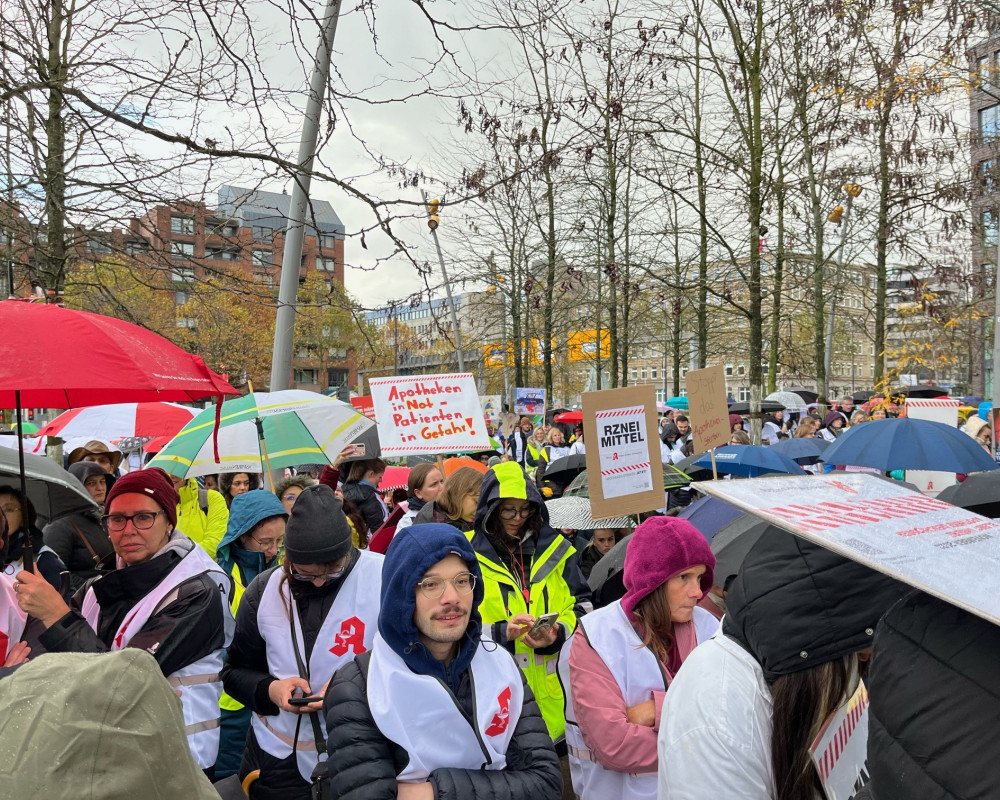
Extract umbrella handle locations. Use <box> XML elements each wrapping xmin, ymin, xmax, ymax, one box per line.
<box><xmin>255</xmin><ymin>417</ymin><xmax>276</xmax><ymax>491</ymax></box>
<box><xmin>14</xmin><ymin>391</ymin><xmax>33</xmax><ymax>574</ymax></box>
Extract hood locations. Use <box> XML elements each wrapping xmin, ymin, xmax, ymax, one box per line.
<box><xmin>966</xmin><ymin>415</ymin><xmax>989</xmax><ymax>439</ymax></box>
<box><xmin>0</xmin><ymin>650</ymin><xmax>218</xmax><ymax>798</ymax></box>
<box><xmin>660</xmin><ymin>423</ymin><xmax>680</xmax><ymax>444</ymax></box>
<box><xmin>219</xmin><ymin>490</ymin><xmax>287</xmax><ymax>552</ymax></box>
<box><xmin>865</xmin><ymin>592</ymin><xmax>1000</xmax><ymax>800</ymax></box>
<box><xmin>723</xmin><ymin>529</ymin><xmax>906</xmax><ymax>683</ymax></box>
<box><xmin>378</xmin><ymin>523</ymin><xmax>484</xmax><ymax>693</ymax></box>
<box><xmin>824</xmin><ymin>410</ymin><xmax>846</xmax><ymax>428</ymax></box>
<box><xmin>68</xmin><ymin>460</ymin><xmax>115</xmax><ymax>493</ymax></box>
<box><xmin>473</xmin><ymin>461</ymin><xmax>549</xmax><ymax>534</ymax></box>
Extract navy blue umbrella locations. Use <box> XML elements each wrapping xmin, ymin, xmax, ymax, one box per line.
<box><xmin>771</xmin><ymin>437</ymin><xmax>829</xmax><ymax>465</ymax></box>
<box><xmin>679</xmin><ymin>495</ymin><xmax>744</xmax><ymax>544</ymax></box>
<box><xmin>821</xmin><ymin>417</ymin><xmax>999</xmax><ymax>474</ymax></box>
<box><xmin>692</xmin><ymin>445</ymin><xmax>806</xmax><ymax>478</ymax></box>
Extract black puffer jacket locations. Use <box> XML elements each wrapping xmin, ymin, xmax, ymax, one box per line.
<box><xmin>43</xmin><ymin>508</ymin><xmax>114</xmax><ymax>591</ymax></box>
<box><xmin>862</xmin><ymin>591</ymin><xmax>1000</xmax><ymax>800</ymax></box>
<box><xmin>341</xmin><ymin>482</ymin><xmax>386</xmax><ymax>536</ymax></box>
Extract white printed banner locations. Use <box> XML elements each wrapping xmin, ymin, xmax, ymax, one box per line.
<box><xmin>595</xmin><ymin>405</ymin><xmax>653</xmax><ymax>499</ymax></box>
<box><xmin>810</xmin><ymin>682</ymin><xmax>870</xmax><ymax>800</ymax></box>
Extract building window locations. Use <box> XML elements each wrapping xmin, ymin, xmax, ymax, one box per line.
<box><xmin>978</xmin><ymin>54</ymin><xmax>993</xmax><ymax>90</ymax></box>
<box><xmin>980</xmin><ymin>105</ymin><xmax>1000</xmax><ymax>143</ymax></box>
<box><xmin>640</xmin><ymin>367</ymin><xmax>647</xmax><ymax>380</ymax></box>
<box><xmin>981</xmin><ymin>160</ymin><xmax>996</xmax><ymax>194</ymax></box>
<box><xmin>328</xmin><ymin>368</ymin><xmax>347</xmax><ymax>387</ymax></box>
<box><xmin>175</xmin><ymin>317</ymin><xmax>198</xmax><ymax>328</ymax></box>
<box><xmin>170</xmin><ymin>216</ymin><xmax>194</xmax><ymax>235</ymax></box>
<box><xmin>651</xmin><ymin>367</ymin><xmax>658</xmax><ymax>379</ymax></box>
<box><xmin>171</xmin><ymin>266</ymin><xmax>195</xmax><ymax>282</ymax></box>
<box><xmin>739</xmin><ymin>386</ymin><xmax>750</xmax><ymax>401</ymax></box>
<box><xmin>983</xmin><ymin>210</ymin><xmax>998</xmax><ymax>248</ymax></box>
<box><xmin>631</xmin><ymin>367</ymin><xmax>638</xmax><ymax>380</ymax></box>
<box><xmin>318</xmin><ymin>257</ymin><xmax>337</xmax><ymax>272</ymax></box>
<box><xmin>725</xmin><ymin>364</ymin><xmax>733</xmax><ymax>377</ymax></box>
<box><xmin>125</xmin><ymin>240</ymin><xmax>149</xmax><ymax>255</ymax></box>
<box><xmin>252</xmin><ymin>249</ymin><xmax>272</xmax><ymax>267</ymax></box>
<box><xmin>294</xmin><ymin>368</ymin><xmax>318</xmax><ymax>384</ymax></box>
<box><xmin>253</xmin><ymin>271</ymin><xmax>274</xmax><ymax>286</ymax></box>
<box><xmin>171</xmin><ymin>241</ymin><xmax>194</xmax><ymax>259</ymax></box>
<box><xmin>656</xmin><ymin>389</ymin><xmax>665</xmax><ymax>402</ymax></box>
<box><xmin>207</xmin><ymin>247</ymin><xmax>240</xmax><ymax>261</ymax></box>
<box><xmin>175</xmin><ymin>291</ymin><xmax>189</xmax><ymax>305</ymax></box>
<box><xmin>251</xmin><ymin>225</ymin><xmax>271</xmax><ymax>241</ymax></box>
<box><xmin>738</xmin><ymin>364</ymin><xmax>745</xmax><ymax>376</ymax></box>
<box><xmin>320</xmin><ymin>233</ymin><xmax>338</xmax><ymax>249</ymax></box>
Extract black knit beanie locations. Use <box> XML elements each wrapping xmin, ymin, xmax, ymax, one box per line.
<box><xmin>283</xmin><ymin>484</ymin><xmax>353</xmax><ymax>564</ymax></box>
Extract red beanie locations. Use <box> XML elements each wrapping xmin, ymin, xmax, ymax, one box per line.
<box><xmin>104</xmin><ymin>467</ymin><xmax>179</xmax><ymax>528</ymax></box>
<box><xmin>621</xmin><ymin>516</ymin><xmax>716</xmax><ymax>618</ymax></box>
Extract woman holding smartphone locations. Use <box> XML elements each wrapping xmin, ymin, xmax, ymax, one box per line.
<box><xmin>558</xmin><ymin>516</ymin><xmax>718</xmax><ymax>800</ymax></box>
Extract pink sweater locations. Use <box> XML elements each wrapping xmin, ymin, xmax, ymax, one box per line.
<box><xmin>567</xmin><ymin>618</ymin><xmax>697</xmax><ymax>774</ymax></box>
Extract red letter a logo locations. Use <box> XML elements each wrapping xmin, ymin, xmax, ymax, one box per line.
<box><xmin>330</xmin><ymin>616</ymin><xmax>367</xmax><ymax>656</ymax></box>
<box><xmin>484</xmin><ymin>686</ymin><xmax>512</xmax><ymax>736</ymax></box>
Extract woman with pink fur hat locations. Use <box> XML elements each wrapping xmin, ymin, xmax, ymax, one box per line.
<box><xmin>557</xmin><ymin>516</ymin><xmax>718</xmax><ymax>800</ymax></box>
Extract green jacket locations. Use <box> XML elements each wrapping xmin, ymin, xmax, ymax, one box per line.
<box><xmin>175</xmin><ymin>479</ymin><xmax>229</xmax><ymax>560</ymax></box>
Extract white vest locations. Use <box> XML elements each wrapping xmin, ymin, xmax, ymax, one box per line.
<box><xmin>367</xmin><ymin>633</ymin><xmax>525</xmax><ymax>782</ymax></box>
<box><xmin>251</xmin><ymin>548</ymin><xmax>383</xmax><ymax>782</ymax></box>
<box><xmin>80</xmin><ymin>540</ymin><xmax>234</xmax><ymax>769</ymax></box>
<box><xmin>0</xmin><ymin>573</ymin><xmax>27</xmax><ymax>664</ymax></box>
<box><xmin>559</xmin><ymin>601</ymin><xmax>718</xmax><ymax>800</ymax></box>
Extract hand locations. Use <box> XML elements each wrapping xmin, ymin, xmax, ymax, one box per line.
<box><xmin>15</xmin><ymin>570</ymin><xmax>70</xmax><ymax>628</ymax></box>
<box><xmin>626</xmin><ymin>699</ymin><xmax>656</xmax><ymax>727</ymax></box>
<box><xmin>332</xmin><ymin>445</ymin><xmax>356</xmax><ymax>468</ymax></box>
<box><xmin>302</xmin><ymin>679</ymin><xmax>330</xmax><ymax>713</ymax></box>
<box><xmin>396</xmin><ymin>782</ymin><xmax>434</xmax><ymax>800</ymax></box>
<box><xmin>522</xmin><ymin>622</ymin><xmax>558</xmax><ymax>650</ymax></box>
<box><xmin>3</xmin><ymin>641</ymin><xmax>30</xmax><ymax>667</ymax></box>
<box><xmin>268</xmin><ymin>676</ymin><xmax>314</xmax><ymax>713</ymax></box>
<box><xmin>507</xmin><ymin>612</ymin><xmax>535</xmax><ymax>642</ymax></box>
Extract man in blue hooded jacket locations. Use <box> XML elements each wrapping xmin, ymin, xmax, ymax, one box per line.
<box><xmin>324</xmin><ymin>523</ymin><xmax>560</xmax><ymax>800</ymax></box>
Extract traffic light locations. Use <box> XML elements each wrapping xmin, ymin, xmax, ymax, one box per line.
<box><xmin>427</xmin><ymin>198</ymin><xmax>440</xmax><ymax>231</ymax></box>
<box><xmin>827</xmin><ymin>205</ymin><xmax>844</xmax><ymax>224</ymax></box>
<box><xmin>844</xmin><ymin>183</ymin><xmax>863</xmax><ymax>198</ymax></box>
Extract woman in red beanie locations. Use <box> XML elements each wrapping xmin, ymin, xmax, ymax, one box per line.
<box><xmin>12</xmin><ymin>467</ymin><xmax>234</xmax><ymax>777</ymax></box>
<box><xmin>558</xmin><ymin>515</ymin><xmax>718</xmax><ymax>800</ymax></box>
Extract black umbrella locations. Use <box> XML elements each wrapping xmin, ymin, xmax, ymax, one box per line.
<box><xmin>937</xmin><ymin>472</ymin><xmax>1000</xmax><ymax>518</ymax></box>
<box><xmin>786</xmin><ymin>386</ymin><xmax>819</xmax><ymax>404</ymax></box>
<box><xmin>888</xmin><ymin>385</ymin><xmax>949</xmax><ymax>399</ymax></box>
<box><xmin>727</xmin><ymin>400</ymin><xmax>786</xmax><ymax>415</ymax></box>
<box><xmin>851</xmin><ymin>390</ymin><xmax>876</xmax><ymax>403</ymax></box>
<box><xmin>711</xmin><ymin>514</ymin><xmax>774</xmax><ymax>588</ymax></box>
<box><xmin>540</xmin><ymin>454</ymin><xmax>588</xmax><ymax>486</ymax></box>
<box><xmin>563</xmin><ymin>464</ymin><xmax>690</xmax><ymax>498</ymax></box>
<box><xmin>674</xmin><ymin>453</ymin><xmax>714</xmax><ymax>481</ymax></box>
<box><xmin>0</xmin><ymin>445</ymin><xmax>97</xmax><ymax>523</ymax></box>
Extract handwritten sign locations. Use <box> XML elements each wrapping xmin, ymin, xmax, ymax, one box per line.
<box><xmin>810</xmin><ymin>682</ymin><xmax>870</xmax><ymax>800</ymax></box>
<box><xmin>694</xmin><ymin>473</ymin><xmax>1000</xmax><ymax>626</ymax></box>
<box><xmin>513</xmin><ymin>387</ymin><xmax>546</xmax><ymax>416</ymax></box>
<box><xmin>480</xmin><ymin>395</ymin><xmax>502</xmax><ymax>427</ymax></box>
<box><xmin>687</xmin><ymin>365</ymin><xmax>730</xmax><ymax>452</ymax></box>
<box><xmin>582</xmin><ymin>385</ymin><xmax>665</xmax><ymax>519</ymax></box>
<box><xmin>368</xmin><ymin>374</ymin><xmax>490</xmax><ymax>456</ymax></box>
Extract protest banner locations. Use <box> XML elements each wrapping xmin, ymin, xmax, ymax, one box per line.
<box><xmin>350</xmin><ymin>396</ymin><xmax>376</xmax><ymax>421</ymax></box>
<box><xmin>480</xmin><ymin>395</ymin><xmax>502</xmax><ymax>427</ymax></box>
<box><xmin>686</xmin><ymin>365</ymin><xmax>730</xmax><ymax>453</ymax></box>
<box><xmin>904</xmin><ymin>398</ymin><xmax>960</xmax><ymax>496</ymax></box>
<box><xmin>810</xmin><ymin>682</ymin><xmax>870</xmax><ymax>800</ymax></box>
<box><xmin>695</xmin><ymin>472</ymin><xmax>1000</xmax><ymax>625</ymax></box>
<box><xmin>368</xmin><ymin>373</ymin><xmax>491</xmax><ymax>456</ymax></box>
<box><xmin>513</xmin><ymin>387</ymin><xmax>546</xmax><ymax>416</ymax></box>
<box><xmin>582</xmin><ymin>385</ymin><xmax>664</xmax><ymax>519</ymax></box>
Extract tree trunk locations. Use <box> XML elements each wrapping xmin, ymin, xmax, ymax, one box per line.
<box><xmin>43</xmin><ymin>0</ymin><xmax>67</xmax><ymax>294</ymax></box>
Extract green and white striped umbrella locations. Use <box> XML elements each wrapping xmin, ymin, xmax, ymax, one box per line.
<box><xmin>147</xmin><ymin>390</ymin><xmax>373</xmax><ymax>479</ymax></box>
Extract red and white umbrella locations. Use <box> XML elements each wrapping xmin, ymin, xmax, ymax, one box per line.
<box><xmin>36</xmin><ymin>402</ymin><xmax>200</xmax><ymax>442</ymax></box>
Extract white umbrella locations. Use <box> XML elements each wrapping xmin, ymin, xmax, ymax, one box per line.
<box><xmin>764</xmin><ymin>391</ymin><xmax>808</xmax><ymax>413</ymax></box>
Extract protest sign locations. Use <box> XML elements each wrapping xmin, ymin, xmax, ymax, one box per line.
<box><xmin>694</xmin><ymin>473</ymin><xmax>1000</xmax><ymax>625</ymax></box>
<box><xmin>810</xmin><ymin>682</ymin><xmax>870</xmax><ymax>800</ymax></box>
<box><xmin>686</xmin><ymin>365</ymin><xmax>730</xmax><ymax>453</ymax></box>
<box><xmin>513</xmin><ymin>387</ymin><xmax>546</xmax><ymax>415</ymax></box>
<box><xmin>582</xmin><ymin>385</ymin><xmax>664</xmax><ymax>519</ymax></box>
<box><xmin>350</xmin><ymin>396</ymin><xmax>376</xmax><ymax>421</ymax></box>
<box><xmin>368</xmin><ymin>373</ymin><xmax>490</xmax><ymax>456</ymax></box>
<box><xmin>905</xmin><ymin>398</ymin><xmax>960</xmax><ymax>496</ymax></box>
<box><xmin>480</xmin><ymin>395</ymin><xmax>502</xmax><ymax>427</ymax></box>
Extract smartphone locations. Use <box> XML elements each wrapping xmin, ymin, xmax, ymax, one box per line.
<box><xmin>288</xmin><ymin>695</ymin><xmax>323</xmax><ymax>707</ymax></box>
<box><xmin>353</xmin><ymin>443</ymin><xmax>366</xmax><ymax>457</ymax></box>
<box><xmin>527</xmin><ymin>612</ymin><xmax>559</xmax><ymax>638</ymax></box>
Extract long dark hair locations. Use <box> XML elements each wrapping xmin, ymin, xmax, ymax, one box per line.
<box><xmin>769</xmin><ymin>655</ymin><xmax>856</xmax><ymax>800</ymax></box>
<box><xmin>631</xmin><ymin>587</ymin><xmax>677</xmax><ymax>668</ymax></box>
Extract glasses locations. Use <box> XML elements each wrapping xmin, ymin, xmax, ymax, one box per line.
<box><xmin>103</xmin><ymin>511</ymin><xmax>163</xmax><ymax>532</ymax></box>
<box><xmin>281</xmin><ymin>494</ymin><xmax>300</xmax><ymax>503</ymax></box>
<box><xmin>291</xmin><ymin>559</ymin><xmax>348</xmax><ymax>583</ymax></box>
<box><xmin>416</xmin><ymin>573</ymin><xmax>477</xmax><ymax>599</ymax></box>
<box><xmin>498</xmin><ymin>506</ymin><xmax>534</xmax><ymax>520</ymax></box>
<box><xmin>250</xmin><ymin>534</ymin><xmax>284</xmax><ymax>551</ymax></box>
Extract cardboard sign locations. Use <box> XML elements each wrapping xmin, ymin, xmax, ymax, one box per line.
<box><xmin>686</xmin><ymin>365</ymin><xmax>730</xmax><ymax>452</ymax></box>
<box><xmin>583</xmin><ymin>385</ymin><xmax>665</xmax><ymax>519</ymax></box>
<box><xmin>694</xmin><ymin>473</ymin><xmax>1000</xmax><ymax>626</ymax></box>
<box><xmin>513</xmin><ymin>387</ymin><xmax>546</xmax><ymax>416</ymax></box>
<box><xmin>368</xmin><ymin>373</ymin><xmax>491</xmax><ymax>456</ymax></box>
<box><xmin>810</xmin><ymin>682</ymin><xmax>870</xmax><ymax>800</ymax></box>
<box><xmin>905</xmin><ymin>398</ymin><xmax>960</xmax><ymax>496</ymax></box>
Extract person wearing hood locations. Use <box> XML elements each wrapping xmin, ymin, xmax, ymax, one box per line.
<box><xmin>820</xmin><ymin>410</ymin><xmax>847</xmax><ymax>442</ymax></box>
<box><xmin>560</xmin><ymin>517</ymin><xmax>719</xmax><ymax>799</ymax></box>
<box><xmin>1</xmin><ymin>485</ymin><xmax>66</xmax><ymax>590</ymax></box>
<box><xmin>221</xmin><ymin>484</ymin><xmax>384</xmax><ymax>800</ymax></box>
<box><xmin>215</xmin><ymin>489</ymin><xmax>289</xmax><ymax>779</ymax></box>
<box><xmin>13</xmin><ymin>467</ymin><xmax>234</xmax><ymax>775</ymax></box>
<box><xmin>341</xmin><ymin>458</ymin><xmax>389</xmax><ymax>535</ymax></box>
<box><xmin>324</xmin><ymin>523</ymin><xmax>561</xmax><ymax>800</ymax></box>
<box><xmin>659</xmin><ymin>423</ymin><xmax>683</xmax><ymax>466</ymax></box>
<box><xmin>854</xmin><ymin>591</ymin><xmax>1000</xmax><ymax>800</ymax></box>
<box><xmin>470</xmin><ymin>462</ymin><xmax>592</xmax><ymax>742</ymax></box>
<box><xmin>965</xmin><ymin>415</ymin><xmax>993</xmax><ymax>454</ymax></box>
<box><xmin>656</xmin><ymin>530</ymin><xmax>905</xmax><ymax>800</ymax></box>
<box><xmin>42</xmin><ymin>461</ymin><xmax>115</xmax><ymax>590</ymax></box>
<box><xmin>396</xmin><ymin>463</ymin><xmax>444</xmax><ymax>532</ymax></box>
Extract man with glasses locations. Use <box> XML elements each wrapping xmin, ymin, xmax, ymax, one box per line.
<box><xmin>13</xmin><ymin>467</ymin><xmax>234</xmax><ymax>776</ymax></box>
<box><xmin>325</xmin><ymin>523</ymin><xmax>560</xmax><ymax>800</ymax></box>
<box><xmin>221</xmin><ymin>484</ymin><xmax>383</xmax><ymax>800</ymax></box>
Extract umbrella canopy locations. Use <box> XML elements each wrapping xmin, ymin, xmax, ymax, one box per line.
<box><xmin>0</xmin><ymin>445</ymin><xmax>97</xmax><ymax>522</ymax></box>
<box><xmin>656</xmin><ymin>401</ymin><xmax>668</xmax><ymax>413</ymax></box>
<box><xmin>665</xmin><ymin>396</ymin><xmax>689</xmax><ymax>411</ymax></box>
<box><xmin>711</xmin><ymin>514</ymin><xmax>773</xmax><ymax>587</ymax></box>
<box><xmin>821</xmin><ymin>417</ymin><xmax>999</xmax><ymax>473</ymax></box>
<box><xmin>962</xmin><ymin>395</ymin><xmax>986</xmax><ymax>406</ymax></box>
<box><xmin>0</xmin><ymin>300</ymin><xmax>237</xmax><ymax>407</ymax></box>
<box><xmin>889</xmin><ymin>385</ymin><xmax>949</xmax><ymax>400</ymax></box>
<box><xmin>442</xmin><ymin>457</ymin><xmax>488</xmax><ymax>476</ymax></box>
<box><xmin>544</xmin><ymin>495</ymin><xmax>631</xmax><ymax>531</ymax></box>
<box><xmin>678</xmin><ymin>495</ymin><xmax>744</xmax><ymax>545</ymax></box>
<box><xmin>851</xmin><ymin>390</ymin><xmax>876</xmax><ymax>403</ymax></box>
<box><xmin>563</xmin><ymin>463</ymin><xmax>691</xmax><ymax>498</ymax></box>
<box><xmin>771</xmin><ymin>437</ymin><xmax>830</xmax><ymax>465</ymax></box>
<box><xmin>786</xmin><ymin>386</ymin><xmax>819</xmax><ymax>404</ymax></box>
<box><xmin>553</xmin><ymin>410</ymin><xmax>583</xmax><ymax>424</ymax></box>
<box><xmin>148</xmin><ymin>390</ymin><xmax>373</xmax><ymax>479</ymax></box>
<box><xmin>673</xmin><ymin>453</ymin><xmax>715</xmax><ymax>481</ymax></box>
<box><xmin>764</xmin><ymin>391</ymin><xmax>808</xmax><ymax>412</ymax></box>
<box><xmin>541</xmin><ymin>454</ymin><xmax>588</xmax><ymax>486</ymax></box>
<box><xmin>586</xmin><ymin>533</ymin><xmax>633</xmax><ymax>606</ymax></box>
<box><xmin>378</xmin><ymin>466</ymin><xmax>410</xmax><ymax>492</ymax></box>
<box><xmin>937</xmin><ymin>472</ymin><xmax>1000</xmax><ymax>518</ymax></box>
<box><xmin>13</xmin><ymin>422</ymin><xmax>39</xmax><ymax>435</ymax></box>
<box><xmin>692</xmin><ymin>445</ymin><xmax>807</xmax><ymax>478</ymax></box>
<box><xmin>36</xmin><ymin>402</ymin><xmax>199</xmax><ymax>442</ymax></box>
<box><xmin>727</xmin><ymin>400</ymin><xmax>786</xmax><ymax>415</ymax></box>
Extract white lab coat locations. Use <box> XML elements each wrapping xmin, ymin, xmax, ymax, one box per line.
<box><xmin>657</xmin><ymin>633</ymin><xmax>774</xmax><ymax>799</ymax></box>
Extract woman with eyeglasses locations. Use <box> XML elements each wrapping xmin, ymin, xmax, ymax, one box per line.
<box><xmin>214</xmin><ymin>490</ymin><xmax>290</xmax><ymax>780</ymax></box>
<box><xmin>274</xmin><ymin>475</ymin><xmax>317</xmax><ymax>514</ymax></box>
<box><xmin>0</xmin><ymin>485</ymin><xmax>66</xmax><ymax>591</ymax></box>
<box><xmin>469</xmin><ymin>462</ymin><xmax>593</xmax><ymax>746</ymax></box>
<box><xmin>221</xmin><ymin>484</ymin><xmax>384</xmax><ymax>800</ymax></box>
<box><xmin>12</xmin><ymin>468</ymin><xmax>233</xmax><ymax>776</ymax></box>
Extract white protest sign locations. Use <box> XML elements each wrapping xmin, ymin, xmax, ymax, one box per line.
<box><xmin>810</xmin><ymin>682</ymin><xmax>870</xmax><ymax>800</ymax></box>
<box><xmin>596</xmin><ymin>406</ymin><xmax>653</xmax><ymax>498</ymax></box>
<box><xmin>905</xmin><ymin>398</ymin><xmax>960</xmax><ymax>496</ymax></box>
<box><xmin>693</xmin><ymin>473</ymin><xmax>1000</xmax><ymax>625</ymax></box>
<box><xmin>368</xmin><ymin>373</ymin><xmax>491</xmax><ymax>456</ymax></box>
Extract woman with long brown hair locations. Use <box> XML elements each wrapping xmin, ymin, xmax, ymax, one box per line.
<box><xmin>413</xmin><ymin>466</ymin><xmax>485</xmax><ymax>532</ymax></box>
<box><xmin>559</xmin><ymin>517</ymin><xmax>718</xmax><ymax>799</ymax></box>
